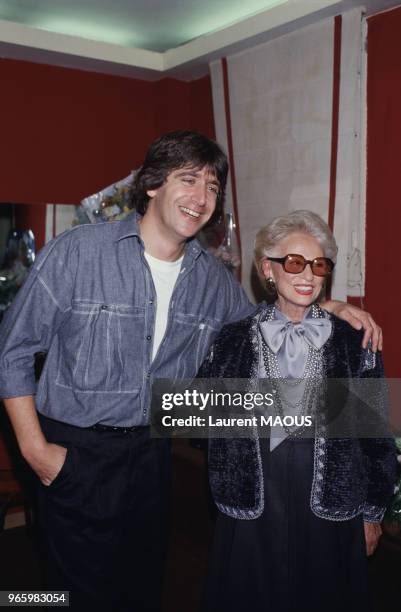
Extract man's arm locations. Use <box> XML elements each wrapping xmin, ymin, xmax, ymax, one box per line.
<box><xmin>321</xmin><ymin>300</ymin><xmax>382</xmax><ymax>351</ymax></box>
<box><xmin>220</xmin><ymin>265</ymin><xmax>256</xmax><ymax>324</ymax></box>
<box><xmin>4</xmin><ymin>396</ymin><xmax>66</xmax><ymax>486</ymax></box>
<box><xmin>0</xmin><ymin>235</ymin><xmax>76</xmax><ymax>484</ymax></box>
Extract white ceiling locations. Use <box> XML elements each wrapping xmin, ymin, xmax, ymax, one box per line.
<box><xmin>0</xmin><ymin>0</ymin><xmax>400</xmax><ymax>80</ymax></box>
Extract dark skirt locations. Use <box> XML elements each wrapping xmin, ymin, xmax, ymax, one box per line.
<box><xmin>201</xmin><ymin>438</ymin><xmax>370</xmax><ymax>612</ymax></box>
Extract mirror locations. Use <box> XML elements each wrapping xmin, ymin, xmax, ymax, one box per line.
<box><xmin>0</xmin><ymin>203</ymin><xmax>39</xmax><ymax>320</ymax></box>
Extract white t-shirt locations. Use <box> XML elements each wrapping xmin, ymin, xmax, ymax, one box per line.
<box><xmin>144</xmin><ymin>252</ymin><xmax>183</xmax><ymax>361</ymax></box>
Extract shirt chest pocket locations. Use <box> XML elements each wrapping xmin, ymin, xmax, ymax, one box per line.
<box><xmin>56</xmin><ymin>301</ymin><xmax>145</xmax><ymax>393</ymax></box>
<box><xmin>168</xmin><ymin>313</ymin><xmax>223</xmax><ymax>379</ymax></box>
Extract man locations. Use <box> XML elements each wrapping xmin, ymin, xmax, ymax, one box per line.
<box><xmin>0</xmin><ymin>131</ymin><xmax>381</xmax><ymax>611</ymax></box>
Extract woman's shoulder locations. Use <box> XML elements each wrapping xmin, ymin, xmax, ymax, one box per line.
<box><xmin>215</xmin><ymin>314</ymin><xmax>255</xmax><ymax>348</ymax></box>
<box><xmin>217</xmin><ymin>302</ymin><xmax>268</xmax><ymax>341</ymax></box>
<box><xmin>198</xmin><ymin>305</ymin><xmax>262</xmax><ymax>378</ymax></box>
<box><xmin>327</xmin><ymin>311</ymin><xmax>364</xmax><ymax>346</ymax></box>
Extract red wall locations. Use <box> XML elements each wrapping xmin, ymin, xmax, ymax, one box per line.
<box><xmin>0</xmin><ymin>59</ymin><xmax>215</xmax><ymax>205</ymax></box>
<box><xmin>367</xmin><ymin>8</ymin><xmax>401</xmax><ymax>377</ymax></box>
<box><xmin>153</xmin><ymin>77</ymin><xmax>215</xmax><ymax>138</ymax></box>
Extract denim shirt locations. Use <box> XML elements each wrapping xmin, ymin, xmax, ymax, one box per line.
<box><xmin>0</xmin><ymin>213</ymin><xmax>254</xmax><ymax>427</ymax></box>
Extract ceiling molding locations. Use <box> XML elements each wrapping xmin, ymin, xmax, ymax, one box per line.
<box><xmin>0</xmin><ymin>18</ymin><xmax>163</xmax><ymax>71</ymax></box>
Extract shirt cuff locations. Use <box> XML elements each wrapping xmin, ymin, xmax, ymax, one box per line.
<box><xmin>0</xmin><ymin>368</ymin><xmax>37</xmax><ymax>399</ymax></box>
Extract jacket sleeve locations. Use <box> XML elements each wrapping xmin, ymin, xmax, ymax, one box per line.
<box><xmin>0</xmin><ymin>234</ymin><xmax>76</xmax><ymax>399</ymax></box>
<box><xmin>359</xmin><ymin>350</ymin><xmax>397</xmax><ymax>522</ymax></box>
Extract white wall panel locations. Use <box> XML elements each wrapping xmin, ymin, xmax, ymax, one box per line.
<box><xmin>225</xmin><ymin>19</ymin><xmax>334</xmax><ymax>298</ymax></box>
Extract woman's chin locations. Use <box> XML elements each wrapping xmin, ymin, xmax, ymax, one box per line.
<box><xmin>292</xmin><ymin>288</ymin><xmax>320</xmax><ymax>305</ymax></box>
<box><xmin>276</xmin><ymin>292</ymin><xmax>317</xmax><ymax>317</ymax></box>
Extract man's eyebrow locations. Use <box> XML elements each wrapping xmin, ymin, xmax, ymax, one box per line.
<box><xmin>175</xmin><ymin>170</ymin><xmax>220</xmax><ymax>186</ymax></box>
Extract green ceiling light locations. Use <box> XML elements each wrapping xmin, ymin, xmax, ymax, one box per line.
<box><xmin>180</xmin><ymin>0</ymin><xmax>289</xmax><ymax>41</ymax></box>
<box><xmin>30</xmin><ymin>16</ymin><xmax>136</xmax><ymax>47</ymax></box>
<box><xmin>0</xmin><ymin>0</ymin><xmax>290</xmax><ymax>50</ymax></box>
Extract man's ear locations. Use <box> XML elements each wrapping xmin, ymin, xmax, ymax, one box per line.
<box><xmin>147</xmin><ymin>189</ymin><xmax>157</xmax><ymax>199</ymax></box>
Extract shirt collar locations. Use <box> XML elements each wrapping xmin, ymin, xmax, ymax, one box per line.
<box><xmin>113</xmin><ymin>211</ymin><xmax>142</xmax><ymax>242</ymax></box>
<box><xmin>113</xmin><ymin>210</ymin><xmax>207</xmax><ymax>259</ymax></box>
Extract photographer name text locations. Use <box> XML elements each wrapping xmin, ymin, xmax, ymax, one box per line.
<box><xmin>160</xmin><ymin>415</ymin><xmax>312</xmax><ymax>428</ymax></box>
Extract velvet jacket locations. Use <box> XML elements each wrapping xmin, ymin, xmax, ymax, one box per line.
<box><xmin>198</xmin><ymin>304</ymin><xmax>397</xmax><ymax>522</ymax></box>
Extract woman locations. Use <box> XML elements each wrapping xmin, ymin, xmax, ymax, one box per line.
<box><xmin>200</xmin><ymin>210</ymin><xmax>396</xmax><ymax>612</ymax></box>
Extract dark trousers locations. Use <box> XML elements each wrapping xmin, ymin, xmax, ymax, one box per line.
<box><xmin>35</xmin><ymin>415</ymin><xmax>171</xmax><ymax>612</ymax></box>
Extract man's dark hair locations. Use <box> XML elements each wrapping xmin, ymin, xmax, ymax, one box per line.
<box><xmin>131</xmin><ymin>130</ymin><xmax>228</xmax><ymax>217</ymax></box>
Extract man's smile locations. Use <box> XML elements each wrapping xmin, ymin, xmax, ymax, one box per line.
<box><xmin>179</xmin><ymin>206</ymin><xmax>202</xmax><ymax>219</ymax></box>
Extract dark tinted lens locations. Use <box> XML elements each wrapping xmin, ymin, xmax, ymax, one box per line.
<box><xmin>283</xmin><ymin>255</ymin><xmax>306</xmax><ymax>273</ymax></box>
<box><xmin>311</xmin><ymin>258</ymin><xmax>332</xmax><ymax>276</ymax></box>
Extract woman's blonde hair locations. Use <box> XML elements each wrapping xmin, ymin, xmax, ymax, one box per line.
<box><xmin>254</xmin><ymin>209</ymin><xmax>338</xmax><ymax>282</ymax></box>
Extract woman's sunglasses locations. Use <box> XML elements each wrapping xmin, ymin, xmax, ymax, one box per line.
<box><xmin>266</xmin><ymin>254</ymin><xmax>334</xmax><ymax>277</ymax></box>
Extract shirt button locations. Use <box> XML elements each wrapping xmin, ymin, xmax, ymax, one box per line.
<box><xmin>143</xmin><ymin>409</ymin><xmax>147</xmax><ymax>415</ymax></box>
<box><xmin>146</xmin><ymin>335</ymin><xmax>152</xmax><ymax>341</ymax></box>
<box><xmin>149</xmin><ymin>300</ymin><xmax>154</xmax><ymax>305</ymax></box>
<box><xmin>101</xmin><ymin>305</ymin><xmax>107</xmax><ymax>310</ymax></box>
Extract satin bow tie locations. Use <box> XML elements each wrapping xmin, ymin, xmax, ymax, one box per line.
<box><xmin>259</xmin><ymin>311</ymin><xmax>332</xmax><ymax>379</ymax></box>
<box><xmin>260</xmin><ymin>316</ymin><xmax>332</xmax><ymax>354</ymax></box>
